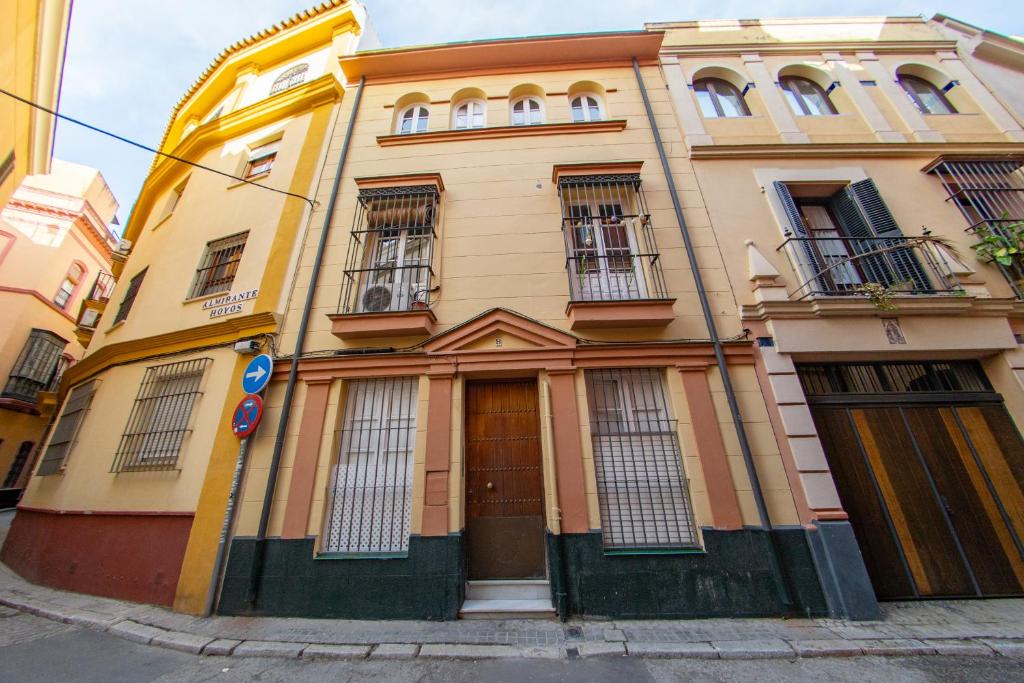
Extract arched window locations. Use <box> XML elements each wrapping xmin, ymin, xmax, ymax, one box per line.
<box><xmin>270</xmin><ymin>63</ymin><xmax>308</xmax><ymax>95</ymax></box>
<box><xmin>570</xmin><ymin>94</ymin><xmax>603</xmax><ymax>122</ymax></box>
<box><xmin>511</xmin><ymin>97</ymin><xmax>543</xmax><ymax>125</ymax></box>
<box><xmin>780</xmin><ymin>76</ymin><xmax>836</xmax><ymax>116</ymax></box>
<box><xmin>693</xmin><ymin>78</ymin><xmax>750</xmax><ymax>118</ymax></box>
<box><xmin>452</xmin><ymin>100</ymin><xmax>485</xmax><ymax>129</ymax></box>
<box><xmin>397</xmin><ymin>105</ymin><xmax>429</xmax><ymax>134</ymax></box>
<box><xmin>898</xmin><ymin>75</ymin><xmax>956</xmax><ymax>115</ymax></box>
<box><xmin>53</xmin><ymin>262</ymin><xmax>85</xmax><ymax>310</ymax></box>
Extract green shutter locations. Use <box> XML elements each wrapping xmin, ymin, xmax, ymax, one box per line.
<box><xmin>842</xmin><ymin>179</ymin><xmax>929</xmax><ymax>290</ymax></box>
<box><xmin>36</xmin><ymin>381</ymin><xmax>98</xmax><ymax>476</ymax></box>
<box><xmin>773</xmin><ymin>181</ymin><xmax>826</xmax><ymax>291</ymax></box>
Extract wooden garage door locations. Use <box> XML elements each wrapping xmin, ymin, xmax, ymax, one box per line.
<box><xmin>801</xmin><ymin>362</ymin><xmax>1024</xmax><ymax>600</ymax></box>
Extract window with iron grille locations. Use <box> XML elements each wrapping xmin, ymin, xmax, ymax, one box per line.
<box><xmin>796</xmin><ymin>361</ymin><xmax>992</xmax><ymax>397</ymax></box>
<box><xmin>2</xmin><ymin>329</ymin><xmax>67</xmax><ymax>404</ymax></box>
<box><xmin>111</xmin><ymin>358</ymin><xmax>210</xmax><ymax>472</ymax></box>
<box><xmin>558</xmin><ymin>174</ymin><xmax>668</xmax><ymax>302</ymax></box>
<box><xmin>584</xmin><ymin>368</ymin><xmax>698</xmax><ymax>549</ymax></box>
<box><xmin>931</xmin><ymin>158</ymin><xmax>1024</xmax><ymax>297</ymax></box>
<box><xmin>3</xmin><ymin>441</ymin><xmax>34</xmax><ymax>488</ymax></box>
<box><xmin>339</xmin><ymin>187</ymin><xmax>438</xmax><ymax>314</ymax></box>
<box><xmin>188</xmin><ymin>232</ymin><xmax>248</xmax><ymax>299</ymax></box>
<box><xmin>36</xmin><ymin>380</ymin><xmax>99</xmax><ymax>476</ymax></box>
<box><xmin>113</xmin><ymin>269</ymin><xmax>146</xmax><ymax>324</ymax></box>
<box><xmin>269</xmin><ymin>63</ymin><xmax>308</xmax><ymax>95</ymax></box>
<box><xmin>323</xmin><ymin>376</ymin><xmax>418</xmax><ymax>554</ymax></box>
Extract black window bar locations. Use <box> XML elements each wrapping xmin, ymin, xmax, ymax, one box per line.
<box><xmin>584</xmin><ymin>368</ymin><xmax>698</xmax><ymax>550</ymax></box>
<box><xmin>111</xmin><ymin>358</ymin><xmax>211</xmax><ymax>473</ymax></box>
<box><xmin>797</xmin><ymin>360</ymin><xmax>992</xmax><ymax>397</ymax></box>
<box><xmin>189</xmin><ymin>231</ymin><xmax>248</xmax><ymax>299</ymax></box>
<box><xmin>558</xmin><ymin>174</ymin><xmax>669</xmax><ymax>302</ymax></box>
<box><xmin>2</xmin><ymin>329</ymin><xmax>67</xmax><ymax>404</ymax></box>
<box><xmin>323</xmin><ymin>376</ymin><xmax>418</xmax><ymax>555</ymax></box>
<box><xmin>86</xmin><ymin>271</ymin><xmax>115</xmax><ymax>302</ymax></box>
<box><xmin>931</xmin><ymin>158</ymin><xmax>1024</xmax><ymax>297</ymax></box>
<box><xmin>339</xmin><ymin>186</ymin><xmax>438</xmax><ymax>315</ymax></box>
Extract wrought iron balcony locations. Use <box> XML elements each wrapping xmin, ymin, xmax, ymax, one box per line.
<box><xmin>564</xmin><ymin>243</ymin><xmax>669</xmax><ymax>302</ymax></box>
<box><xmin>339</xmin><ymin>264</ymin><xmax>434</xmax><ymax>314</ymax></box>
<box><xmin>778</xmin><ymin>235</ymin><xmax>961</xmax><ymax>300</ymax></box>
<box><xmin>85</xmin><ymin>271</ymin><xmax>115</xmax><ymax>303</ymax></box>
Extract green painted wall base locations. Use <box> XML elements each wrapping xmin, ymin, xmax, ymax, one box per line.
<box><xmin>217</xmin><ymin>534</ymin><xmax>464</xmax><ymax>620</ymax></box>
<box><xmin>547</xmin><ymin>527</ymin><xmax>835</xmax><ymax>619</ymax></box>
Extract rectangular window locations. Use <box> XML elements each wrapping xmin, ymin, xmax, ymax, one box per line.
<box><xmin>323</xmin><ymin>376</ymin><xmax>418</xmax><ymax>554</ymax></box>
<box><xmin>36</xmin><ymin>381</ymin><xmax>99</xmax><ymax>475</ymax></box>
<box><xmin>4</xmin><ymin>441</ymin><xmax>34</xmax><ymax>488</ymax></box>
<box><xmin>2</xmin><ymin>329</ymin><xmax>67</xmax><ymax>404</ymax></box>
<box><xmin>111</xmin><ymin>358</ymin><xmax>210</xmax><ymax>472</ymax></box>
<box><xmin>162</xmin><ymin>177</ymin><xmax>189</xmax><ymax>220</ymax></box>
<box><xmin>244</xmin><ymin>141</ymin><xmax>278</xmax><ymax>178</ymax></box>
<box><xmin>584</xmin><ymin>368</ymin><xmax>698</xmax><ymax>549</ymax></box>
<box><xmin>113</xmin><ymin>268</ymin><xmax>147</xmax><ymax>325</ymax></box>
<box><xmin>188</xmin><ymin>231</ymin><xmax>248</xmax><ymax>299</ymax></box>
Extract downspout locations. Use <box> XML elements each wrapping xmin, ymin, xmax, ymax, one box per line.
<box><xmin>246</xmin><ymin>76</ymin><xmax>366</xmax><ymax>607</ymax></box>
<box><xmin>631</xmin><ymin>58</ymin><xmax>792</xmax><ymax>605</ymax></box>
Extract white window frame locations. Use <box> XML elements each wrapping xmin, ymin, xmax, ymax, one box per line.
<box><xmin>396</xmin><ymin>104</ymin><xmax>430</xmax><ymax>134</ymax></box>
<box><xmin>566</xmin><ymin>193</ymin><xmax>647</xmax><ymax>300</ymax></box>
<box><xmin>510</xmin><ymin>96</ymin><xmax>544</xmax><ymax>126</ymax></box>
<box><xmin>570</xmin><ymin>93</ymin><xmax>605</xmax><ymax>122</ymax></box>
<box><xmin>451</xmin><ymin>99</ymin><xmax>486</xmax><ymax>129</ymax></box>
<box><xmin>244</xmin><ymin>140</ymin><xmax>279</xmax><ymax>179</ymax></box>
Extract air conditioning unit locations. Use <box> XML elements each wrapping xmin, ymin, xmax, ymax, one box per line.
<box><xmin>361</xmin><ymin>284</ymin><xmax>395</xmax><ymax>312</ymax></box>
<box><xmin>117</xmin><ymin>238</ymin><xmax>133</xmax><ymax>253</ymax></box>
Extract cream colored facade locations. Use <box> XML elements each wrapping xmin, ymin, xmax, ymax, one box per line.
<box><xmin>0</xmin><ymin>159</ymin><xmax>117</xmax><ymax>492</ymax></box>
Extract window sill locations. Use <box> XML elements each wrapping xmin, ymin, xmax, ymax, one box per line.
<box><xmin>603</xmin><ymin>546</ymin><xmax>705</xmax><ymax>556</ymax></box>
<box><xmin>377</xmin><ymin>119</ymin><xmax>627</xmax><ymax>146</ymax></box>
<box><xmin>566</xmin><ymin>298</ymin><xmax>676</xmax><ymax>330</ymax></box>
<box><xmin>327</xmin><ymin>309</ymin><xmax>437</xmax><ymax>339</ymax></box>
<box><xmin>227</xmin><ymin>173</ymin><xmax>270</xmax><ymax>189</ymax></box>
<box><xmin>316</xmin><ymin>551</ymin><xmax>409</xmax><ymax>560</ymax></box>
<box><xmin>106</xmin><ymin>319</ymin><xmax>126</xmax><ymax>334</ymax></box>
<box><xmin>150</xmin><ymin>212</ymin><xmax>174</xmax><ymax>232</ymax></box>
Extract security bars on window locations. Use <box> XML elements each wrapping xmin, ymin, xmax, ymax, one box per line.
<box><xmin>189</xmin><ymin>232</ymin><xmax>248</xmax><ymax>299</ymax></box>
<box><xmin>584</xmin><ymin>368</ymin><xmax>698</xmax><ymax>549</ymax></box>
<box><xmin>111</xmin><ymin>358</ymin><xmax>210</xmax><ymax>472</ymax></box>
<box><xmin>324</xmin><ymin>377</ymin><xmax>418</xmax><ymax>554</ymax></box>
<box><xmin>558</xmin><ymin>174</ymin><xmax>669</xmax><ymax>302</ymax></box>
<box><xmin>339</xmin><ymin>187</ymin><xmax>438</xmax><ymax>315</ymax></box>
<box><xmin>1</xmin><ymin>329</ymin><xmax>67</xmax><ymax>404</ymax></box>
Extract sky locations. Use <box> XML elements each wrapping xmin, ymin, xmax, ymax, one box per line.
<box><xmin>50</xmin><ymin>0</ymin><xmax>1024</xmax><ymax>228</ymax></box>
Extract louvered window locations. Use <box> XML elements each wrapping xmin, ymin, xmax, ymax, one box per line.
<box><xmin>113</xmin><ymin>269</ymin><xmax>146</xmax><ymax>324</ymax></box>
<box><xmin>111</xmin><ymin>359</ymin><xmax>210</xmax><ymax>472</ymax></box>
<box><xmin>36</xmin><ymin>380</ymin><xmax>99</xmax><ymax>475</ymax></box>
<box><xmin>189</xmin><ymin>232</ymin><xmax>248</xmax><ymax>299</ymax></box>
<box><xmin>585</xmin><ymin>368</ymin><xmax>698</xmax><ymax>549</ymax></box>
<box><xmin>2</xmin><ymin>329</ymin><xmax>67</xmax><ymax>404</ymax></box>
<box><xmin>4</xmin><ymin>441</ymin><xmax>34</xmax><ymax>487</ymax></box>
<box><xmin>323</xmin><ymin>377</ymin><xmax>418</xmax><ymax>555</ymax></box>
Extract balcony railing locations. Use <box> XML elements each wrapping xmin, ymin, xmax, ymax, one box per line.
<box><xmin>966</xmin><ymin>219</ymin><xmax>1024</xmax><ymax>299</ymax></box>
<box><xmin>778</xmin><ymin>235</ymin><xmax>961</xmax><ymax>300</ymax></box>
<box><xmin>86</xmin><ymin>271</ymin><xmax>115</xmax><ymax>302</ymax></box>
<box><xmin>339</xmin><ymin>263</ymin><xmax>434</xmax><ymax>314</ymax></box>
<box><xmin>565</xmin><ymin>248</ymin><xmax>668</xmax><ymax>301</ymax></box>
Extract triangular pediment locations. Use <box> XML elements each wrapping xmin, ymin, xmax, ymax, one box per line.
<box><xmin>424</xmin><ymin>308</ymin><xmax>577</xmax><ymax>353</ymax></box>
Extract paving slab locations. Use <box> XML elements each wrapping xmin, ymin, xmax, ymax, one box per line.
<box><xmin>626</xmin><ymin>641</ymin><xmax>718</xmax><ymax>658</ymax></box>
<box><xmin>921</xmin><ymin>639</ymin><xmax>994</xmax><ymax>656</ymax></box>
<box><xmin>980</xmin><ymin>639</ymin><xmax>1024</xmax><ymax>657</ymax></box>
<box><xmin>65</xmin><ymin>612</ymin><xmax>121</xmax><ymax>630</ymax></box>
<box><xmin>790</xmin><ymin>639</ymin><xmax>862</xmax><ymax>657</ymax></box>
<box><xmin>370</xmin><ymin>643</ymin><xmax>419</xmax><ymax>659</ymax></box>
<box><xmin>857</xmin><ymin>639</ymin><xmax>936</xmax><ymax>656</ymax></box>
<box><xmin>202</xmin><ymin>639</ymin><xmax>242</xmax><ymax>656</ymax></box>
<box><xmin>108</xmin><ymin>620</ymin><xmax>167</xmax><ymax>645</ymax></box>
<box><xmin>419</xmin><ymin>644</ymin><xmax>519</xmax><ymax>659</ymax></box>
<box><xmin>302</xmin><ymin>643</ymin><xmax>371</xmax><ymax>659</ymax></box>
<box><xmin>232</xmin><ymin>640</ymin><xmax>307</xmax><ymax>658</ymax></box>
<box><xmin>149</xmin><ymin>630</ymin><xmax>216</xmax><ymax>655</ymax></box>
<box><xmin>603</xmin><ymin>628</ymin><xmax>626</xmax><ymax>642</ymax></box>
<box><xmin>712</xmin><ymin>639</ymin><xmax>795</xmax><ymax>659</ymax></box>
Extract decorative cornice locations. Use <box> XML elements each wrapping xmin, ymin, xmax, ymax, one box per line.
<box><xmin>740</xmin><ymin>294</ymin><xmax>1018</xmax><ymax>321</ymax></box>
<box><xmin>552</xmin><ymin>160</ymin><xmax>644</xmax><ymax>184</ymax></box>
<box><xmin>690</xmin><ymin>141</ymin><xmax>1024</xmax><ymax>160</ymax></box>
<box><xmin>0</xmin><ymin>286</ymin><xmax>77</xmax><ymax>323</ymax></box>
<box><xmin>355</xmin><ymin>172</ymin><xmax>445</xmax><ymax>192</ymax></box>
<box><xmin>376</xmin><ymin>119</ymin><xmax>627</xmax><ymax>147</ymax></box>
<box><xmin>661</xmin><ymin>40</ymin><xmax>959</xmax><ymax>58</ymax></box>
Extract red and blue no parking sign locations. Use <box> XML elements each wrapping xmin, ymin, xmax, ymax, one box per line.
<box><xmin>231</xmin><ymin>394</ymin><xmax>264</xmax><ymax>439</ymax></box>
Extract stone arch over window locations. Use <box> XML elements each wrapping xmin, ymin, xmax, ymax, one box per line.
<box><xmin>450</xmin><ymin>87</ymin><xmax>488</xmax><ymax>129</ymax></box>
<box><xmin>777</xmin><ymin>64</ymin><xmax>838</xmax><ymax>116</ymax></box>
<box><xmin>509</xmin><ymin>84</ymin><xmax>545</xmax><ymax>126</ymax></box>
<box><xmin>689</xmin><ymin>65</ymin><xmax>749</xmax><ymax>92</ymax></box>
<box><xmin>690</xmin><ymin>67</ymin><xmax>752</xmax><ymax>118</ymax></box>
<box><xmin>568</xmin><ymin>81</ymin><xmax>607</xmax><ymax>122</ymax></box>
<box><xmin>894</xmin><ymin>63</ymin><xmax>959</xmax><ymax>115</ymax></box>
<box><xmin>270</xmin><ymin>63</ymin><xmax>309</xmax><ymax>95</ymax></box>
<box><xmin>54</xmin><ymin>260</ymin><xmax>87</xmax><ymax>310</ymax></box>
<box><xmin>392</xmin><ymin>92</ymin><xmax>430</xmax><ymax>135</ymax></box>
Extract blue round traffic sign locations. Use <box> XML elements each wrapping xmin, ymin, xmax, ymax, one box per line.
<box><xmin>231</xmin><ymin>394</ymin><xmax>264</xmax><ymax>439</ymax></box>
<box><xmin>241</xmin><ymin>354</ymin><xmax>273</xmax><ymax>394</ymax></box>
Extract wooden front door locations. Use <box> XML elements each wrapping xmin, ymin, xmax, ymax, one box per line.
<box><xmin>812</xmin><ymin>403</ymin><xmax>1024</xmax><ymax>600</ymax></box>
<box><xmin>465</xmin><ymin>380</ymin><xmax>546</xmax><ymax>579</ymax></box>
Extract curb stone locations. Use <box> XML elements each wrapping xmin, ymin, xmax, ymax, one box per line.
<box><xmin>203</xmin><ymin>639</ymin><xmax>243</xmax><ymax>656</ymax></box>
<box><xmin>232</xmin><ymin>640</ymin><xmax>307</xmax><ymax>658</ymax></box>
<box><xmin>921</xmin><ymin>639</ymin><xmax>994</xmax><ymax>656</ymax></box>
<box><xmin>713</xmin><ymin>639</ymin><xmax>795</xmax><ymax>659</ymax></box>
<box><xmin>980</xmin><ymin>639</ymin><xmax>1024</xmax><ymax>657</ymax></box>
<box><xmin>573</xmin><ymin>641</ymin><xmax>626</xmax><ymax>657</ymax></box>
<box><xmin>370</xmin><ymin>643</ymin><xmax>419</xmax><ymax>659</ymax></box>
<box><xmin>302</xmin><ymin>644</ymin><xmax>371</xmax><ymax>659</ymax></box>
<box><xmin>150</xmin><ymin>631</ymin><xmax>216</xmax><ymax>655</ymax></box>
<box><xmin>790</xmin><ymin>639</ymin><xmax>862</xmax><ymax>657</ymax></box>
<box><xmin>419</xmin><ymin>644</ymin><xmax>518</xmax><ymax>659</ymax></box>
<box><xmin>857</xmin><ymin>639</ymin><xmax>935</xmax><ymax>656</ymax></box>
<box><xmin>626</xmin><ymin>642</ymin><xmax>718</xmax><ymax>658</ymax></box>
<box><xmin>107</xmin><ymin>620</ymin><xmax>167</xmax><ymax>645</ymax></box>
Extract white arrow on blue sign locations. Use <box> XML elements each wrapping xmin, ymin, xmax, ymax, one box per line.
<box><xmin>241</xmin><ymin>354</ymin><xmax>273</xmax><ymax>394</ymax></box>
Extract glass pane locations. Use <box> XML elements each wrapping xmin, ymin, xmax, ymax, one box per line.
<box><xmin>782</xmin><ymin>86</ymin><xmax>804</xmax><ymax>115</ymax></box>
<box><xmin>571</xmin><ymin>98</ymin><xmax>585</xmax><ymax>122</ymax></box>
<box><xmin>512</xmin><ymin>100</ymin><xmax>525</xmax><ymax>125</ymax></box>
<box><xmin>695</xmin><ymin>89</ymin><xmax>718</xmax><ymax>118</ymax></box>
<box><xmin>587</xmin><ymin>97</ymin><xmax>601</xmax><ymax>120</ymax></box>
<box><xmin>714</xmin><ymin>83</ymin><xmax>746</xmax><ymax>117</ymax></box>
<box><xmin>528</xmin><ymin>99</ymin><xmax>542</xmax><ymax>123</ymax></box>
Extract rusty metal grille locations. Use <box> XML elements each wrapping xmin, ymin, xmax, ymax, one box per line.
<box><xmin>584</xmin><ymin>368</ymin><xmax>698</xmax><ymax>550</ymax></box>
<box><xmin>339</xmin><ymin>187</ymin><xmax>438</xmax><ymax>315</ymax></box>
<box><xmin>188</xmin><ymin>232</ymin><xmax>248</xmax><ymax>299</ymax></box>
<box><xmin>323</xmin><ymin>376</ymin><xmax>418</xmax><ymax>554</ymax></box>
<box><xmin>2</xmin><ymin>329</ymin><xmax>67</xmax><ymax>404</ymax></box>
<box><xmin>558</xmin><ymin>174</ymin><xmax>669</xmax><ymax>302</ymax></box>
<box><xmin>111</xmin><ymin>358</ymin><xmax>210</xmax><ymax>472</ymax></box>
<box><xmin>932</xmin><ymin>158</ymin><xmax>1024</xmax><ymax>297</ymax></box>
<box><xmin>797</xmin><ymin>361</ymin><xmax>991</xmax><ymax>397</ymax></box>
<box><xmin>113</xmin><ymin>269</ymin><xmax>146</xmax><ymax>324</ymax></box>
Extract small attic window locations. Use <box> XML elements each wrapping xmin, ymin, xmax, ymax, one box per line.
<box><xmin>270</xmin><ymin>63</ymin><xmax>309</xmax><ymax>95</ymax></box>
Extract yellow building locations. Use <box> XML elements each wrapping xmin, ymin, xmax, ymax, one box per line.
<box><xmin>0</xmin><ymin>160</ymin><xmax>117</xmax><ymax>505</ymax></box>
<box><xmin>3</xmin><ymin>0</ymin><xmax>376</xmax><ymax>609</ymax></box>
<box><xmin>0</xmin><ymin>0</ymin><xmax>73</xmax><ymax>206</ymax></box>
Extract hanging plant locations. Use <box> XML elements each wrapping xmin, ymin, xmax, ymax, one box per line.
<box><xmin>854</xmin><ymin>282</ymin><xmax>899</xmax><ymax>311</ymax></box>
<box><xmin>971</xmin><ymin>219</ymin><xmax>1024</xmax><ymax>268</ymax></box>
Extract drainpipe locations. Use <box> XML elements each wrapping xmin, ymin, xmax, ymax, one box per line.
<box><xmin>246</xmin><ymin>76</ymin><xmax>366</xmax><ymax>608</ymax></box>
<box><xmin>631</xmin><ymin>59</ymin><xmax>792</xmax><ymax>605</ymax></box>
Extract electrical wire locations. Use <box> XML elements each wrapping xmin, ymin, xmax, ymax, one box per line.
<box><xmin>0</xmin><ymin>87</ymin><xmax>318</xmax><ymax>210</ymax></box>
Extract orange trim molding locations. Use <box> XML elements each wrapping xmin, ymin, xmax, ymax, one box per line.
<box><xmin>547</xmin><ymin>368</ymin><xmax>589</xmax><ymax>533</ymax></box>
<box><xmin>566</xmin><ymin>299</ymin><xmax>676</xmax><ymax>329</ymax></box>
<box><xmin>377</xmin><ymin>120</ymin><xmax>627</xmax><ymax>147</ymax></box>
<box><xmin>328</xmin><ymin>310</ymin><xmax>437</xmax><ymax>339</ymax></box>
<box><xmin>0</xmin><ymin>285</ymin><xmax>77</xmax><ymax>323</ymax></box>
<box><xmin>422</xmin><ymin>373</ymin><xmax>453</xmax><ymax>536</ymax></box>
<box><xmin>355</xmin><ymin>172</ymin><xmax>445</xmax><ymax>192</ymax></box>
<box><xmin>282</xmin><ymin>380</ymin><xmax>333</xmax><ymax>539</ymax></box>
<box><xmin>552</xmin><ymin>160</ymin><xmax>644</xmax><ymax>183</ymax></box>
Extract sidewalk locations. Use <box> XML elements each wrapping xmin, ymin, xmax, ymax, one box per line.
<box><xmin>1</xmin><ymin>557</ymin><xmax>1023</xmax><ymax>662</ymax></box>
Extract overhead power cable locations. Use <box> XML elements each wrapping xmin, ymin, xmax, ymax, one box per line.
<box><xmin>0</xmin><ymin>87</ymin><xmax>318</xmax><ymax>210</ymax></box>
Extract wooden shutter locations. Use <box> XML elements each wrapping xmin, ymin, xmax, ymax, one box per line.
<box><xmin>774</xmin><ymin>181</ymin><xmax>826</xmax><ymax>290</ymax></box>
<box><xmin>36</xmin><ymin>381</ymin><xmax>98</xmax><ymax>475</ymax></box>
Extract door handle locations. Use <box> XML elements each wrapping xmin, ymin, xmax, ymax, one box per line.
<box><xmin>486</xmin><ymin>481</ymin><xmax>494</xmax><ymax>490</ymax></box>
